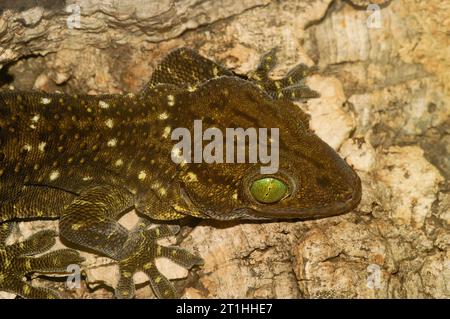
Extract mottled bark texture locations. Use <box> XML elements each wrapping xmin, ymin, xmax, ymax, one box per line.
<box><xmin>0</xmin><ymin>0</ymin><xmax>448</xmax><ymax>298</ymax></box>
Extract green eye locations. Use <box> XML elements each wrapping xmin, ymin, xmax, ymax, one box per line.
<box><xmin>250</xmin><ymin>177</ymin><xmax>288</xmax><ymax>204</ymax></box>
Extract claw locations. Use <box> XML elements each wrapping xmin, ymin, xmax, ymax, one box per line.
<box><xmin>248</xmin><ymin>48</ymin><xmax>320</xmax><ymax>101</ymax></box>
<box><xmin>252</xmin><ymin>48</ymin><xmax>279</xmax><ymax>80</ymax></box>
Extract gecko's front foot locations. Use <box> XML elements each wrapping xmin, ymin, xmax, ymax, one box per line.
<box><xmin>249</xmin><ymin>48</ymin><xmax>320</xmax><ymax>101</ymax></box>
<box><xmin>115</xmin><ymin>224</ymin><xmax>203</xmax><ymax>299</ymax></box>
<box><xmin>0</xmin><ymin>223</ymin><xmax>84</xmax><ymax>299</ymax></box>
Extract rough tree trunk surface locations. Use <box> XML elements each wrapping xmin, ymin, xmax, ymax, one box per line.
<box><xmin>0</xmin><ymin>0</ymin><xmax>448</xmax><ymax>298</ymax></box>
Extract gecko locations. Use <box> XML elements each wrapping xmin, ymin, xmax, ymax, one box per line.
<box><xmin>0</xmin><ymin>48</ymin><xmax>361</xmax><ymax>299</ymax></box>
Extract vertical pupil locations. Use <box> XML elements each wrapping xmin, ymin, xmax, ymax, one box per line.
<box><xmin>250</xmin><ymin>177</ymin><xmax>287</xmax><ymax>203</ymax></box>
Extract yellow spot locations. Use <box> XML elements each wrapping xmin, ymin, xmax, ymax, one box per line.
<box><xmin>40</xmin><ymin>97</ymin><xmax>51</xmax><ymax>104</ymax></box>
<box><xmin>138</xmin><ymin>170</ymin><xmax>147</xmax><ymax>181</ymax></box>
<box><xmin>158</xmin><ymin>187</ymin><xmax>167</xmax><ymax>196</ymax></box>
<box><xmin>25</xmin><ymin>259</ymin><xmax>31</xmax><ymax>270</ymax></box>
<box><xmin>179</xmin><ymin>159</ymin><xmax>187</xmax><ymax>168</ymax></box>
<box><xmin>38</xmin><ymin>142</ymin><xmax>46</xmax><ymax>152</ymax></box>
<box><xmin>143</xmin><ymin>262</ymin><xmax>152</xmax><ymax>270</ymax></box>
<box><xmin>23</xmin><ymin>285</ymin><xmax>31</xmax><ymax>295</ymax></box>
<box><xmin>105</xmin><ymin>119</ymin><xmax>114</xmax><ymax>128</ymax></box>
<box><xmin>162</xmin><ymin>126</ymin><xmax>171</xmax><ymax>139</ymax></box>
<box><xmin>232</xmin><ymin>192</ymin><xmax>238</xmax><ymax>200</ymax></box>
<box><xmin>157</xmin><ymin>246</ymin><xmax>162</xmax><ymax>256</ymax></box>
<box><xmin>274</xmin><ymin>81</ymin><xmax>281</xmax><ymax>89</ymax></box>
<box><xmin>49</xmin><ymin>170</ymin><xmax>60</xmax><ymax>181</ymax></box>
<box><xmin>82</xmin><ymin>176</ymin><xmax>93</xmax><ymax>181</ymax></box>
<box><xmin>71</xmin><ymin>223</ymin><xmax>82</xmax><ymax>230</ymax></box>
<box><xmin>212</xmin><ymin>66</ymin><xmax>219</xmax><ymax>77</ymax></box>
<box><xmin>252</xmin><ymin>74</ymin><xmax>261</xmax><ymax>81</ymax></box>
<box><xmin>155</xmin><ymin>276</ymin><xmax>162</xmax><ymax>284</ymax></box>
<box><xmin>23</xmin><ymin>144</ymin><xmax>32</xmax><ymax>152</ymax></box>
<box><xmin>99</xmin><ymin>100</ymin><xmax>110</xmax><ymax>109</ymax></box>
<box><xmin>107</xmin><ymin>138</ymin><xmax>117</xmax><ymax>147</ymax></box>
<box><xmin>87</xmin><ymin>107</ymin><xmax>92</xmax><ymax>113</ymax></box>
<box><xmin>122</xmin><ymin>271</ymin><xmax>132</xmax><ymax>278</ymax></box>
<box><xmin>115</xmin><ymin>159</ymin><xmax>124</xmax><ymax>167</ymax></box>
<box><xmin>167</xmin><ymin>95</ymin><xmax>175</xmax><ymax>107</ymax></box>
<box><xmin>158</xmin><ymin>112</ymin><xmax>169</xmax><ymax>120</ymax></box>
<box><xmin>31</xmin><ymin>114</ymin><xmax>40</xmax><ymax>122</ymax></box>
<box><xmin>183</xmin><ymin>172</ymin><xmax>198</xmax><ymax>183</ymax></box>
<box><xmin>187</xmin><ymin>85</ymin><xmax>197</xmax><ymax>92</ymax></box>
<box><xmin>150</xmin><ymin>182</ymin><xmax>161</xmax><ymax>190</ymax></box>
<box><xmin>173</xmin><ymin>204</ymin><xmax>189</xmax><ymax>213</ymax></box>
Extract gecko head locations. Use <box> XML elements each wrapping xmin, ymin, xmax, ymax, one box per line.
<box><xmin>171</xmin><ymin>76</ymin><xmax>361</xmax><ymax>220</ymax></box>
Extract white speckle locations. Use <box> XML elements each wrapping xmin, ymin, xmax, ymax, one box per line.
<box><xmin>31</xmin><ymin>114</ymin><xmax>40</xmax><ymax>123</ymax></box>
<box><xmin>162</xmin><ymin>126</ymin><xmax>171</xmax><ymax>139</ymax></box>
<box><xmin>150</xmin><ymin>182</ymin><xmax>161</xmax><ymax>189</ymax></box>
<box><xmin>126</xmin><ymin>93</ymin><xmax>135</xmax><ymax>98</ymax></box>
<box><xmin>187</xmin><ymin>86</ymin><xmax>197</xmax><ymax>92</ymax></box>
<box><xmin>99</xmin><ymin>100</ymin><xmax>110</xmax><ymax>109</ymax></box>
<box><xmin>167</xmin><ymin>95</ymin><xmax>175</xmax><ymax>107</ymax></box>
<box><xmin>22</xmin><ymin>144</ymin><xmax>32</xmax><ymax>152</ymax></box>
<box><xmin>158</xmin><ymin>187</ymin><xmax>167</xmax><ymax>196</ymax></box>
<box><xmin>115</xmin><ymin>159</ymin><xmax>124</xmax><ymax>167</ymax></box>
<box><xmin>105</xmin><ymin>119</ymin><xmax>114</xmax><ymax>128</ymax></box>
<box><xmin>232</xmin><ymin>192</ymin><xmax>238</xmax><ymax>200</ymax></box>
<box><xmin>49</xmin><ymin>170</ymin><xmax>60</xmax><ymax>181</ymax></box>
<box><xmin>107</xmin><ymin>138</ymin><xmax>117</xmax><ymax>147</ymax></box>
<box><xmin>82</xmin><ymin>176</ymin><xmax>93</xmax><ymax>181</ymax></box>
<box><xmin>40</xmin><ymin>97</ymin><xmax>51</xmax><ymax>105</ymax></box>
<box><xmin>158</xmin><ymin>112</ymin><xmax>169</xmax><ymax>120</ymax></box>
<box><xmin>38</xmin><ymin>142</ymin><xmax>46</xmax><ymax>152</ymax></box>
<box><xmin>138</xmin><ymin>170</ymin><xmax>147</xmax><ymax>181</ymax></box>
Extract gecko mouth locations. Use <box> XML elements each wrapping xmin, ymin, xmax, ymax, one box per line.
<box><xmin>240</xmin><ymin>174</ymin><xmax>362</xmax><ymax>220</ymax></box>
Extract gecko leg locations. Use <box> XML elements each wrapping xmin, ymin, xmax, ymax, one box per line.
<box><xmin>249</xmin><ymin>48</ymin><xmax>320</xmax><ymax>100</ymax></box>
<box><xmin>59</xmin><ymin>185</ymin><xmax>203</xmax><ymax>299</ymax></box>
<box><xmin>0</xmin><ymin>223</ymin><xmax>84</xmax><ymax>299</ymax></box>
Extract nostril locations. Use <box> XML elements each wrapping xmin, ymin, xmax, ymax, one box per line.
<box><xmin>343</xmin><ymin>189</ymin><xmax>354</xmax><ymax>201</ymax></box>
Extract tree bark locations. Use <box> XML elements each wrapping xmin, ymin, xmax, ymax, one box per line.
<box><xmin>0</xmin><ymin>0</ymin><xmax>448</xmax><ymax>298</ymax></box>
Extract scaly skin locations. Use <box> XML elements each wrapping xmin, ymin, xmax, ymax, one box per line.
<box><xmin>0</xmin><ymin>48</ymin><xmax>361</xmax><ymax>298</ymax></box>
